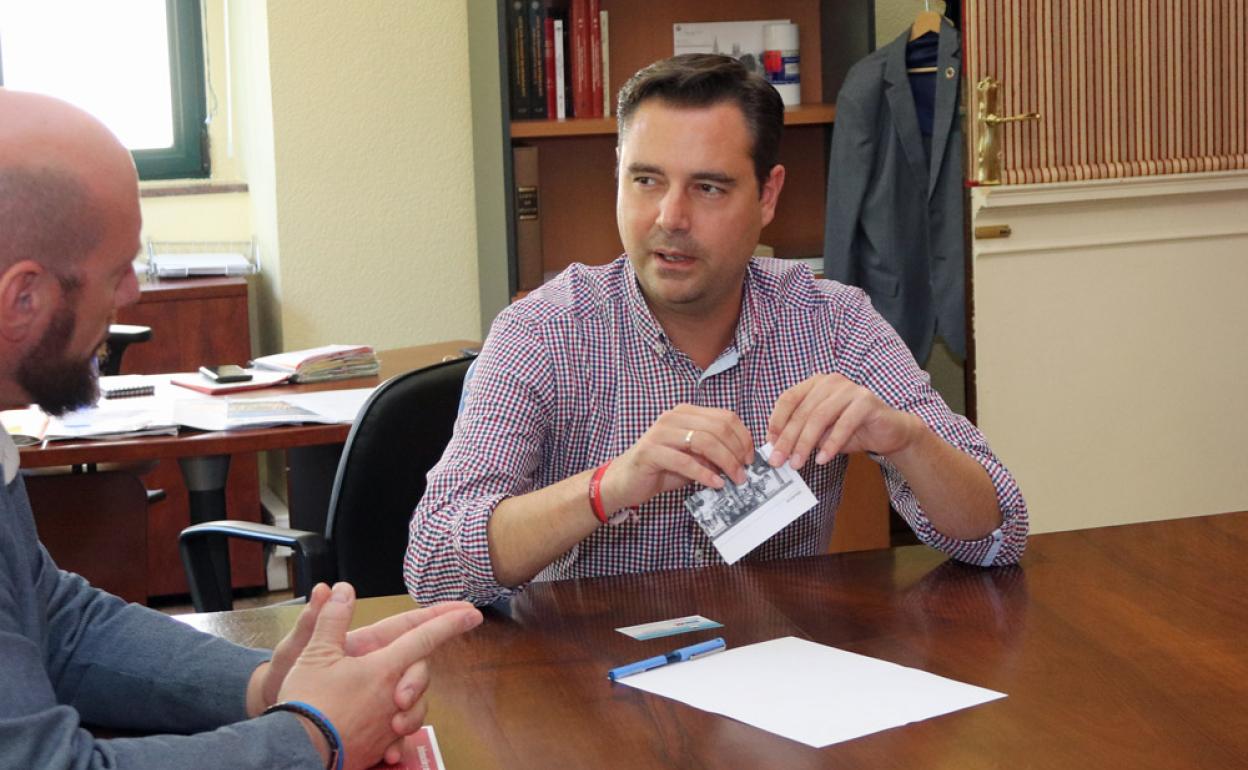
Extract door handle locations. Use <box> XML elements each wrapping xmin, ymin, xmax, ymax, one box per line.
<box><xmin>975</xmin><ymin>77</ymin><xmax>1041</xmax><ymax>186</ymax></box>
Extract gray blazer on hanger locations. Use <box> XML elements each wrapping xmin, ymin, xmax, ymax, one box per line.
<box><xmin>822</xmin><ymin>21</ymin><xmax>966</xmax><ymax>364</ymax></box>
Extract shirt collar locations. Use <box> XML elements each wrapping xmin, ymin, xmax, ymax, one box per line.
<box><xmin>623</xmin><ymin>257</ymin><xmax>773</xmax><ymax>362</ymax></box>
<box><xmin>0</xmin><ymin>428</ymin><xmax>19</xmax><ymax>485</ymax></box>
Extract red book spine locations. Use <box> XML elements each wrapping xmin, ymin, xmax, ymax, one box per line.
<box><xmin>588</xmin><ymin>0</ymin><xmax>602</xmax><ymax>117</ymax></box>
<box><xmin>571</xmin><ymin>0</ymin><xmax>590</xmax><ymax>118</ymax></box>
<box><xmin>544</xmin><ymin>16</ymin><xmax>557</xmax><ymax>118</ymax></box>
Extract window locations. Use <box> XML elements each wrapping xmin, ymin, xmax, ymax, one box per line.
<box><xmin>0</xmin><ymin>0</ymin><xmax>208</xmax><ymax>180</ymax></box>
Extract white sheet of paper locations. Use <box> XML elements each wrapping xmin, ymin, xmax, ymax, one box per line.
<box><xmin>685</xmin><ymin>444</ymin><xmax>817</xmax><ymax>564</ymax></box>
<box><xmin>618</xmin><ymin>636</ymin><xmax>1005</xmax><ymax>748</ymax></box>
<box><xmin>278</xmin><ymin>388</ymin><xmax>375</xmax><ymax>423</ymax></box>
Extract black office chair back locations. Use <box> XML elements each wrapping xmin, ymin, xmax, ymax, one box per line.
<box><xmin>324</xmin><ymin>356</ymin><xmax>472</xmax><ymax>598</ymax></box>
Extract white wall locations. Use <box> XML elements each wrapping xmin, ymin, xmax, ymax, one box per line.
<box><xmin>972</xmin><ymin>172</ymin><xmax>1248</xmax><ymax>532</ymax></box>
<box><xmin>259</xmin><ymin>1</ymin><xmax>481</xmax><ymax>352</ymax></box>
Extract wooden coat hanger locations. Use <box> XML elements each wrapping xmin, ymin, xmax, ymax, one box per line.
<box><xmin>910</xmin><ymin>0</ymin><xmax>943</xmax><ymax>40</ymax></box>
<box><xmin>907</xmin><ymin>1</ymin><xmax>943</xmax><ymax>74</ymax></box>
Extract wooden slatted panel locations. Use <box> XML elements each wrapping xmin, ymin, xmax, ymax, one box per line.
<box><xmin>964</xmin><ymin>0</ymin><xmax>1248</xmax><ymax>184</ymax></box>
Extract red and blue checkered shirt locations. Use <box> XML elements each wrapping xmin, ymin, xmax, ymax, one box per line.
<box><xmin>405</xmin><ymin>257</ymin><xmax>1028</xmax><ymax>605</ymax></box>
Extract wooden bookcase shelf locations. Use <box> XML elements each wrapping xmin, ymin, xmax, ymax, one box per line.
<box><xmin>487</xmin><ymin>0</ymin><xmax>873</xmax><ymax>297</ymax></box>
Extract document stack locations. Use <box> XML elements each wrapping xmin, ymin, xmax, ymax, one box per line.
<box><xmin>251</xmin><ymin>344</ymin><xmax>380</xmax><ymax>384</ymax></box>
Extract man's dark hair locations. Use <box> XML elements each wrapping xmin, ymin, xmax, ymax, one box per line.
<box><xmin>616</xmin><ymin>53</ymin><xmax>785</xmax><ymax>192</ymax></box>
<box><xmin>0</xmin><ymin>166</ymin><xmax>102</xmax><ymax>277</ymax></box>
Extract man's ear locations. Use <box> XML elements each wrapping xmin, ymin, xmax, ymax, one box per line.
<box><xmin>759</xmin><ymin>164</ymin><xmax>786</xmax><ymax>228</ymax></box>
<box><xmin>0</xmin><ymin>260</ymin><xmax>53</xmax><ymax>343</ymax></box>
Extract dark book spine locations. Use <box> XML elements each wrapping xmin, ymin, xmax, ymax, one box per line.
<box><xmin>570</xmin><ymin>0</ymin><xmax>590</xmax><ymax>118</ymax></box>
<box><xmin>544</xmin><ymin>15</ymin><xmax>557</xmax><ymax>118</ymax></box>
<box><xmin>508</xmin><ymin>0</ymin><xmax>530</xmax><ymax>119</ymax></box>
<box><xmin>527</xmin><ymin>1</ymin><xmax>547</xmax><ymax>119</ymax></box>
<box><xmin>588</xmin><ymin>0</ymin><xmax>602</xmax><ymax>117</ymax></box>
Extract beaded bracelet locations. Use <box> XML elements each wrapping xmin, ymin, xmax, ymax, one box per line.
<box><xmin>263</xmin><ymin>700</ymin><xmax>343</xmax><ymax>770</ymax></box>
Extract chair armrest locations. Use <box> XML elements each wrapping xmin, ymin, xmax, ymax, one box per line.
<box><xmin>179</xmin><ymin>521</ymin><xmax>333</xmax><ymax>613</ymax></box>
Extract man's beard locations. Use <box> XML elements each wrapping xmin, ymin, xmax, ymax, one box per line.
<box><xmin>16</xmin><ymin>301</ymin><xmax>99</xmax><ymax>417</ymax></box>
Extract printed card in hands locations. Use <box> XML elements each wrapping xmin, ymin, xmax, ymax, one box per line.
<box><xmin>685</xmin><ymin>444</ymin><xmax>817</xmax><ymax>564</ymax></box>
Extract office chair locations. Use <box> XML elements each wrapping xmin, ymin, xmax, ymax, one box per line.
<box><xmin>100</xmin><ymin>324</ymin><xmax>153</xmax><ymax>376</ymax></box>
<box><xmin>179</xmin><ymin>356</ymin><xmax>473</xmax><ymax>612</ymax></box>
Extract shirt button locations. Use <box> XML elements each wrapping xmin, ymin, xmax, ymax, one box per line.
<box><xmin>652</xmin><ymin>342</ymin><xmax>665</xmax><ymax>356</ymax></box>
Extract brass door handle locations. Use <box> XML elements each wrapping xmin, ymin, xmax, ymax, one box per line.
<box><xmin>975</xmin><ymin>77</ymin><xmax>1041</xmax><ymax>186</ymax></box>
<box><xmin>984</xmin><ymin>112</ymin><xmax>1041</xmax><ymax>126</ymax></box>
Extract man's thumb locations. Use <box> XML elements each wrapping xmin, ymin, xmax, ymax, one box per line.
<box><xmin>303</xmin><ymin>582</ymin><xmax>355</xmax><ymax>658</ymax></box>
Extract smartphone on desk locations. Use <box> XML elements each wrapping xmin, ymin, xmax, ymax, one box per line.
<box><xmin>199</xmin><ymin>364</ymin><xmax>253</xmax><ymax>383</ymax></box>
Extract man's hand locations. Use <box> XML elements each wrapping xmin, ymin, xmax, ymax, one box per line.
<box><xmin>258</xmin><ymin>583</ymin><xmax>481</xmax><ymax>769</ymax></box>
<box><xmin>601</xmin><ymin>404</ymin><xmax>756</xmax><ymax>513</ymax></box>
<box><xmin>766</xmin><ymin>373</ymin><xmax>922</xmax><ymax>468</ymax></box>
<box><xmin>488</xmin><ymin>404</ymin><xmax>756</xmax><ymax>589</ymax></box>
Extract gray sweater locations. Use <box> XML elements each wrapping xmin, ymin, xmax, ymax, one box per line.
<box><xmin>0</xmin><ymin>473</ymin><xmax>323</xmax><ymax>769</ymax></box>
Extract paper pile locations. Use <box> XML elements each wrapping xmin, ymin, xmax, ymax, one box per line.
<box><xmin>251</xmin><ymin>344</ymin><xmax>380</xmax><ymax>384</ymax></box>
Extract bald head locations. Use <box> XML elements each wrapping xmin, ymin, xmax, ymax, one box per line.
<box><xmin>0</xmin><ymin>89</ymin><xmax>139</xmax><ymax>277</ymax></box>
<box><xmin>0</xmin><ymin>89</ymin><xmax>143</xmax><ymax>413</ymax></box>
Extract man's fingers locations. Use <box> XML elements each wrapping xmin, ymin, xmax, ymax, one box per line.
<box><xmin>767</xmin><ymin>378</ymin><xmax>814</xmax><ymax>444</ymax></box>
<box><xmin>287</xmin><ymin>582</ymin><xmax>331</xmax><ymax>650</ymax></box>
<box><xmin>393</xmin><ymin>660</ymin><xmax>430</xmax><ymax>710</ymax></box>
<box><xmin>651</xmin><ymin>445</ymin><xmax>727</xmax><ymax>490</ymax></box>
<box><xmin>668</xmin><ymin>409</ymin><xmax>753</xmax><ymax>465</ymax></box>
<box><xmin>376</xmin><ymin>606</ymin><xmax>482</xmax><ymax>671</ymax></box>
<box><xmin>789</xmin><ymin>391</ymin><xmax>853</xmax><ymax>468</ymax></box>
<box><xmin>390</xmin><ymin>695</ymin><xmax>429</xmax><ymax>737</ymax></box>
<box><xmin>347</xmin><ymin>601</ymin><xmax>477</xmax><ymax>657</ymax></box>
<box><xmin>676</xmin><ymin>426</ymin><xmax>748</xmax><ymax>484</ymax></box>
<box><xmin>383</xmin><ymin>737</ymin><xmax>405</xmax><ymax>767</ymax></box>
<box><xmin>302</xmin><ymin>582</ymin><xmax>356</xmax><ymax>660</ymax></box>
<box><xmin>818</xmin><ymin>396</ymin><xmax>871</xmax><ymax>461</ymax></box>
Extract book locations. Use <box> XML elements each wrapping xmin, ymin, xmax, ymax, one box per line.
<box><xmin>552</xmin><ymin>16</ymin><xmax>567</xmax><ymax>119</ymax></box>
<box><xmin>1</xmin><ymin>406</ymin><xmax>49</xmax><ymax>446</ymax></box>
<box><xmin>570</xmin><ymin>0</ymin><xmax>590</xmax><ymax>117</ymax></box>
<box><xmin>170</xmin><ymin>369</ymin><xmax>292</xmax><ymax>395</ymax></box>
<box><xmin>527</xmin><ymin>0</ymin><xmax>547</xmax><ymax>119</ymax></box>
<box><xmin>600</xmin><ymin>9</ymin><xmax>610</xmax><ymax>116</ymax></box>
<box><xmin>251</xmin><ymin>344</ymin><xmax>380</xmax><ymax>384</ymax></box>
<box><xmin>512</xmin><ymin>145</ymin><xmax>544</xmax><ymax>291</ymax></box>
<box><xmin>507</xmin><ymin>0</ymin><xmax>529</xmax><ymax>119</ymax></box>
<box><xmin>589</xmin><ymin>0</ymin><xmax>603</xmax><ymax>117</ymax></box>
<box><xmin>99</xmin><ymin>375</ymin><xmax>156</xmax><ymax>399</ymax></box>
<box><xmin>544</xmin><ymin>15</ymin><xmax>557</xmax><ymax>118</ymax></box>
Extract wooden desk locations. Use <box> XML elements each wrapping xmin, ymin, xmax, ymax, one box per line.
<box><xmin>181</xmin><ymin>511</ymin><xmax>1248</xmax><ymax>769</ymax></box>
<box><xmin>20</xmin><ymin>340</ymin><xmax>477</xmax><ymax>597</ymax></box>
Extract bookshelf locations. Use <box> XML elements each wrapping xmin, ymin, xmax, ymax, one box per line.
<box><xmin>469</xmin><ymin>0</ymin><xmax>874</xmax><ymax>323</ymax></box>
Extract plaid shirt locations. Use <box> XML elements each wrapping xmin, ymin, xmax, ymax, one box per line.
<box><xmin>405</xmin><ymin>257</ymin><xmax>1028</xmax><ymax>605</ymax></box>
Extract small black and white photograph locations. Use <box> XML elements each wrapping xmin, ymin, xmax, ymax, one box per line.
<box><xmin>685</xmin><ymin>445</ymin><xmax>818</xmax><ymax>564</ymax></box>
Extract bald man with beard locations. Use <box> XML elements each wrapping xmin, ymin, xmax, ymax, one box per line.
<box><xmin>0</xmin><ymin>89</ymin><xmax>482</xmax><ymax>770</ymax></box>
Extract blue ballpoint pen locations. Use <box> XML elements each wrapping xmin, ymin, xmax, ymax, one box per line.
<box><xmin>607</xmin><ymin>637</ymin><xmax>727</xmax><ymax>681</ymax></box>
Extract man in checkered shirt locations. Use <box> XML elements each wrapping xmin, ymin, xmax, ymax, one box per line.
<box><xmin>405</xmin><ymin>54</ymin><xmax>1028</xmax><ymax>606</ymax></box>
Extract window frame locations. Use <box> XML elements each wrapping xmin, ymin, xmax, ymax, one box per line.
<box><xmin>0</xmin><ymin>0</ymin><xmax>209</xmax><ymax>180</ymax></box>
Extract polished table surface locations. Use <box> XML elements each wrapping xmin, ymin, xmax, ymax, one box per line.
<box><xmin>180</xmin><ymin>510</ymin><xmax>1248</xmax><ymax>769</ymax></box>
<box><xmin>18</xmin><ymin>340</ymin><xmax>478</xmax><ymax>468</ymax></box>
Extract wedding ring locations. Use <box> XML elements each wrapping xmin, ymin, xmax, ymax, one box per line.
<box><xmin>683</xmin><ymin>429</ymin><xmax>695</xmax><ymax>449</ymax></box>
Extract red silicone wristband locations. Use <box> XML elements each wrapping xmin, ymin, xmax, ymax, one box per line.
<box><xmin>589</xmin><ymin>461</ymin><xmax>612</xmax><ymax>524</ymax></box>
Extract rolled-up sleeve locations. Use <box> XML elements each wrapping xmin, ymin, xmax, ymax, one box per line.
<box><xmin>835</xmin><ymin>288</ymin><xmax>1029</xmax><ymax>566</ymax></box>
<box><xmin>404</xmin><ymin>312</ymin><xmax>554</xmax><ymax>605</ymax></box>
